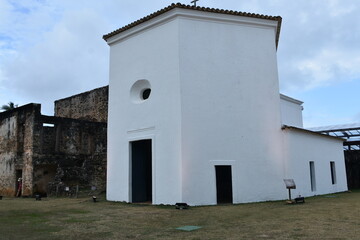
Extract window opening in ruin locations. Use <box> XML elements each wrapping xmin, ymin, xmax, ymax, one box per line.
<box><xmin>15</xmin><ymin>170</ymin><xmax>22</xmax><ymax>197</ymax></box>
<box><xmin>81</xmin><ymin>132</ymin><xmax>94</xmax><ymax>154</ymax></box>
<box><xmin>43</xmin><ymin>123</ymin><xmax>55</xmax><ymax>127</ymax></box>
<box><xmin>35</xmin><ymin>165</ymin><xmax>57</xmax><ymax>196</ymax></box>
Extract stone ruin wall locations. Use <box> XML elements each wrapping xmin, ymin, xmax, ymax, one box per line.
<box><xmin>0</xmin><ymin>114</ymin><xmax>19</xmax><ymax>196</ymax></box>
<box><xmin>0</xmin><ymin>104</ymin><xmax>40</xmax><ymax>197</ymax></box>
<box><xmin>0</xmin><ymin>99</ymin><xmax>107</xmax><ymax>197</ymax></box>
<box><xmin>54</xmin><ymin>86</ymin><xmax>108</xmax><ymax>122</ymax></box>
<box><xmin>33</xmin><ymin>116</ymin><xmax>107</xmax><ymax>195</ymax></box>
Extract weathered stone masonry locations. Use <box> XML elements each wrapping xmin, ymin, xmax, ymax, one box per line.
<box><xmin>55</xmin><ymin>86</ymin><xmax>108</xmax><ymax>122</ymax></box>
<box><xmin>0</xmin><ymin>104</ymin><xmax>39</xmax><ymax>196</ymax></box>
<box><xmin>33</xmin><ymin>115</ymin><xmax>107</xmax><ymax>195</ymax></box>
<box><xmin>0</xmin><ymin>86</ymin><xmax>108</xmax><ymax>197</ymax></box>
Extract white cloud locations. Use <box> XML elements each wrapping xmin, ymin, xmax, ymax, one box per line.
<box><xmin>296</xmin><ymin>49</ymin><xmax>360</xmax><ymax>90</ymax></box>
<box><xmin>1</xmin><ymin>0</ymin><xmax>360</xmax><ymax>123</ymax></box>
<box><xmin>274</xmin><ymin>1</ymin><xmax>360</xmax><ymax>93</ymax></box>
<box><xmin>328</xmin><ymin>0</ymin><xmax>357</xmax><ymax>17</ymax></box>
<box><xmin>1</xmin><ymin>3</ymin><xmax>110</xmax><ymax>114</ymax></box>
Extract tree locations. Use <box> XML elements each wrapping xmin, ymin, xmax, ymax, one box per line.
<box><xmin>1</xmin><ymin>102</ymin><xmax>18</xmax><ymax>111</ymax></box>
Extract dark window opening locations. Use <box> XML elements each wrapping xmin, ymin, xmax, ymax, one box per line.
<box><xmin>142</xmin><ymin>88</ymin><xmax>151</xmax><ymax>100</ymax></box>
<box><xmin>34</xmin><ymin>165</ymin><xmax>57</xmax><ymax>196</ymax></box>
<box><xmin>15</xmin><ymin>170</ymin><xmax>22</xmax><ymax>197</ymax></box>
<box><xmin>330</xmin><ymin>161</ymin><xmax>336</xmax><ymax>184</ymax></box>
<box><xmin>310</xmin><ymin>161</ymin><xmax>316</xmax><ymax>192</ymax></box>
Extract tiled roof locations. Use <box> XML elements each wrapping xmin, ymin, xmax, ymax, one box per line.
<box><xmin>103</xmin><ymin>3</ymin><xmax>282</xmax><ymax>47</ymax></box>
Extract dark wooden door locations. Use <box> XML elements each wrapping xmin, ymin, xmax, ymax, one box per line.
<box><xmin>131</xmin><ymin>140</ymin><xmax>152</xmax><ymax>203</ymax></box>
<box><xmin>215</xmin><ymin>166</ymin><xmax>233</xmax><ymax>204</ymax></box>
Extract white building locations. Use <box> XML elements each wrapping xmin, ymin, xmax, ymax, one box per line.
<box><xmin>104</xmin><ymin>3</ymin><xmax>348</xmax><ymax>205</ymax></box>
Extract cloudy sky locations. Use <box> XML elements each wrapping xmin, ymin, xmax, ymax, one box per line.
<box><xmin>0</xmin><ymin>0</ymin><xmax>359</xmax><ymax>127</ymax></box>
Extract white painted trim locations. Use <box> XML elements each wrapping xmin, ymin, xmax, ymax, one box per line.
<box><xmin>128</xmin><ymin>135</ymin><xmax>156</xmax><ymax>204</ymax></box>
<box><xmin>128</xmin><ymin>142</ymin><xmax>132</xmax><ymax>202</ymax></box>
<box><xmin>127</xmin><ymin>126</ymin><xmax>155</xmax><ymax>134</ymax></box>
<box><xmin>211</xmin><ymin>160</ymin><xmax>236</xmax><ymax>204</ymax></box>
<box><xmin>280</xmin><ymin>94</ymin><xmax>303</xmax><ymax>105</ymax></box>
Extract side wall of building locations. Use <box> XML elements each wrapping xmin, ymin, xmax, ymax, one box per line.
<box><xmin>0</xmin><ymin>103</ymin><xmax>107</xmax><ymax>197</ymax></box>
<box><xmin>54</xmin><ymin>86</ymin><xmax>108</xmax><ymax>122</ymax></box>
<box><xmin>33</xmin><ymin>116</ymin><xmax>107</xmax><ymax>195</ymax></box>
<box><xmin>0</xmin><ymin>114</ymin><xmax>19</xmax><ymax>196</ymax></box>
<box><xmin>0</xmin><ymin>104</ymin><xmax>40</xmax><ymax>197</ymax></box>
<box><xmin>107</xmin><ymin>18</ymin><xmax>182</xmax><ymax>204</ymax></box>
<box><xmin>280</xmin><ymin>94</ymin><xmax>303</xmax><ymax>128</ymax></box>
<box><xmin>283</xmin><ymin>129</ymin><xmax>348</xmax><ymax>197</ymax></box>
<box><xmin>178</xmin><ymin>13</ymin><xmax>285</xmax><ymax>205</ymax></box>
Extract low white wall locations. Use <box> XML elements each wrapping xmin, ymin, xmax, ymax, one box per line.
<box><xmin>282</xmin><ymin>128</ymin><xmax>348</xmax><ymax>198</ymax></box>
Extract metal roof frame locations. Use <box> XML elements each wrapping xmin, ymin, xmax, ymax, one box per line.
<box><xmin>309</xmin><ymin>123</ymin><xmax>360</xmax><ymax>150</ymax></box>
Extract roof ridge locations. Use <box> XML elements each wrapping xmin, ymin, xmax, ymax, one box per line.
<box><xmin>103</xmin><ymin>2</ymin><xmax>282</xmax><ymax>41</ymax></box>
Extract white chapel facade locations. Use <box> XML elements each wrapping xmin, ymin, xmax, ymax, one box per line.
<box><xmin>104</xmin><ymin>4</ymin><xmax>348</xmax><ymax>205</ymax></box>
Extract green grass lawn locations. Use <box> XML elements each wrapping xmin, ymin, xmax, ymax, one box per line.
<box><xmin>0</xmin><ymin>191</ymin><xmax>359</xmax><ymax>240</ymax></box>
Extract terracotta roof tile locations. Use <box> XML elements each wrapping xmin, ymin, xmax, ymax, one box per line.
<box><xmin>103</xmin><ymin>3</ymin><xmax>282</xmax><ymax>47</ymax></box>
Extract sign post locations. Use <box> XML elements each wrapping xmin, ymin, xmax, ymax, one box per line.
<box><xmin>283</xmin><ymin>179</ymin><xmax>296</xmax><ymax>203</ymax></box>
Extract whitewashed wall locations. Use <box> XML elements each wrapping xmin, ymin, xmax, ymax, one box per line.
<box><xmin>280</xmin><ymin>94</ymin><xmax>303</xmax><ymax>128</ymax></box>
<box><xmin>177</xmin><ymin>13</ymin><xmax>286</xmax><ymax>205</ymax></box>
<box><xmin>107</xmin><ymin>18</ymin><xmax>182</xmax><ymax>204</ymax></box>
<box><xmin>106</xmin><ymin>7</ymin><xmax>348</xmax><ymax>206</ymax></box>
<box><xmin>282</xmin><ymin>128</ymin><xmax>348</xmax><ymax>197</ymax></box>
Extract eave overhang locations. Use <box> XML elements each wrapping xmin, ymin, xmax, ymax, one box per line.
<box><xmin>282</xmin><ymin>125</ymin><xmax>345</xmax><ymax>142</ymax></box>
<box><xmin>103</xmin><ymin>3</ymin><xmax>282</xmax><ymax>48</ymax></box>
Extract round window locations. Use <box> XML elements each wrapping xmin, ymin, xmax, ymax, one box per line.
<box><xmin>130</xmin><ymin>80</ymin><xmax>151</xmax><ymax>103</ymax></box>
<box><xmin>142</xmin><ymin>88</ymin><xmax>151</xmax><ymax>100</ymax></box>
